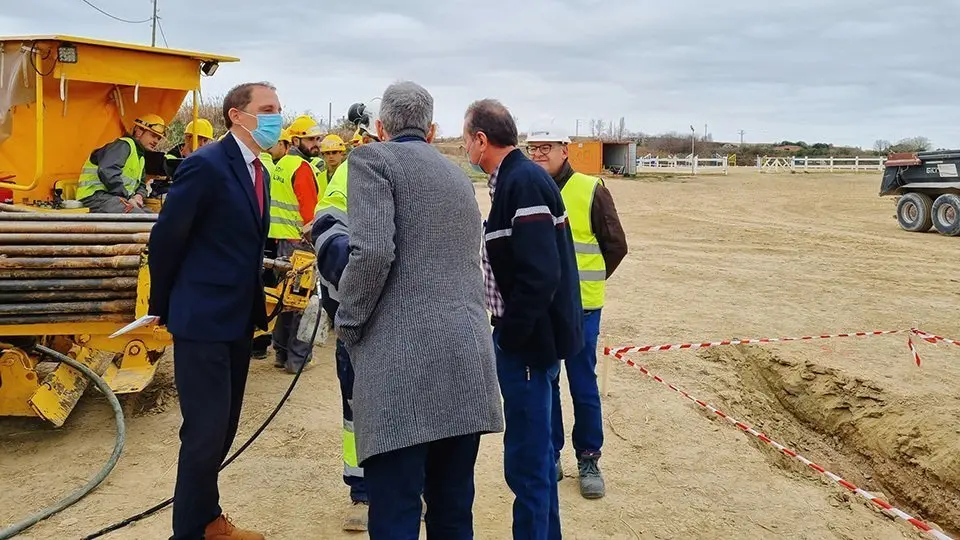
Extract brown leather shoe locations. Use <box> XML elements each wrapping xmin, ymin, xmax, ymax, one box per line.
<box><xmin>204</xmin><ymin>514</ymin><xmax>264</xmax><ymax>540</ymax></box>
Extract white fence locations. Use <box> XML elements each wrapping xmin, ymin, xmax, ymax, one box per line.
<box><xmin>637</xmin><ymin>155</ymin><xmax>729</xmax><ymax>175</ymax></box>
<box><xmin>756</xmin><ymin>156</ymin><xmax>885</xmax><ymax>173</ymax></box>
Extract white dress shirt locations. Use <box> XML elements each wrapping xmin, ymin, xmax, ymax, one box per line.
<box><xmin>232</xmin><ymin>131</ymin><xmax>260</xmax><ymax>186</ymax></box>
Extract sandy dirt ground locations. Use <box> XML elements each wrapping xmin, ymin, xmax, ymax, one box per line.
<box><xmin>2</xmin><ymin>168</ymin><xmax>959</xmax><ymax>539</ymax></box>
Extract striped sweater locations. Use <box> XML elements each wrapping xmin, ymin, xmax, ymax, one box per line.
<box><xmin>484</xmin><ymin>149</ymin><xmax>584</xmax><ymax>368</ymax></box>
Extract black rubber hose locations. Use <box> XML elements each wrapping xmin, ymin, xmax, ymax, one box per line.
<box><xmin>0</xmin><ymin>345</ymin><xmax>126</xmax><ymax>540</ymax></box>
<box><xmin>81</xmin><ymin>292</ymin><xmax>322</xmax><ymax>539</ymax></box>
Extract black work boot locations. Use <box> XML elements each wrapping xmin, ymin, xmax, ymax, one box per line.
<box><xmin>577</xmin><ymin>453</ymin><xmax>606</xmax><ymax>499</ymax></box>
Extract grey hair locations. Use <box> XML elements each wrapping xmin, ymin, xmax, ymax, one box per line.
<box><xmin>379</xmin><ymin>81</ymin><xmax>434</xmax><ymax>138</ymax></box>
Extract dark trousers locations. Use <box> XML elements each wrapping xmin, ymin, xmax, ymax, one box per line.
<box><xmin>336</xmin><ymin>339</ymin><xmax>368</xmax><ymax>502</ymax></box>
<box><xmin>493</xmin><ymin>329</ymin><xmax>562</xmax><ymax>540</ymax></box>
<box><xmin>364</xmin><ymin>433</ymin><xmax>482</xmax><ymax>540</ymax></box>
<box><xmin>252</xmin><ymin>240</ymin><xmax>278</xmax><ymax>357</ymax></box>
<box><xmin>171</xmin><ymin>337</ymin><xmax>252</xmax><ymax>540</ymax></box>
<box><xmin>552</xmin><ymin>309</ymin><xmax>603</xmax><ymax>461</ymax></box>
<box><xmin>272</xmin><ymin>239</ymin><xmax>311</xmax><ymax>372</ymax></box>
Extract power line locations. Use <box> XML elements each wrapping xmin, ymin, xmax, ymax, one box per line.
<box><xmin>80</xmin><ymin>0</ymin><xmax>152</xmax><ymax>24</ymax></box>
<box><xmin>156</xmin><ymin>18</ymin><xmax>169</xmax><ymax>48</ymax></box>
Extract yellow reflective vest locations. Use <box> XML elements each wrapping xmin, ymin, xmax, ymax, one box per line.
<box><xmin>268</xmin><ymin>155</ymin><xmax>321</xmax><ymax>239</ymax></box>
<box><xmin>560</xmin><ymin>172</ymin><xmax>606</xmax><ymax>310</ymax></box>
<box><xmin>259</xmin><ymin>152</ymin><xmax>275</xmax><ymax>172</ymax></box>
<box><xmin>315</xmin><ymin>161</ymin><xmax>348</xmax><ymax>217</ymax></box>
<box><xmin>77</xmin><ymin>137</ymin><xmax>144</xmax><ymax>200</ymax></box>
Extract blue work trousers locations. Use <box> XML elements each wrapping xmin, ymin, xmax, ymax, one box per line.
<box><xmin>493</xmin><ymin>329</ymin><xmax>562</xmax><ymax>540</ymax></box>
<box><xmin>336</xmin><ymin>339</ymin><xmax>368</xmax><ymax>502</ymax></box>
<box><xmin>363</xmin><ymin>434</ymin><xmax>482</xmax><ymax>540</ymax></box>
<box><xmin>552</xmin><ymin>309</ymin><xmax>604</xmax><ymax>461</ymax></box>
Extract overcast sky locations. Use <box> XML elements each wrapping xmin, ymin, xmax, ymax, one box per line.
<box><xmin>2</xmin><ymin>0</ymin><xmax>957</xmax><ymax>148</ymax></box>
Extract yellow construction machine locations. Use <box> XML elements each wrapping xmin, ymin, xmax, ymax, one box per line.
<box><xmin>0</xmin><ymin>36</ymin><xmax>315</xmax><ymax>426</ymax></box>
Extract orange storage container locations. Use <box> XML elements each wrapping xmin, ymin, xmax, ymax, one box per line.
<box><xmin>568</xmin><ymin>140</ymin><xmax>603</xmax><ymax>175</ymax></box>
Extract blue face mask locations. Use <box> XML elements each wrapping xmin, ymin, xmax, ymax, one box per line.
<box><xmin>466</xmin><ymin>137</ymin><xmax>486</xmax><ymax>174</ymax></box>
<box><xmin>240</xmin><ymin>111</ymin><xmax>283</xmax><ymax>150</ymax></box>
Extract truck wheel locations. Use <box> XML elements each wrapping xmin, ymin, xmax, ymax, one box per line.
<box><xmin>896</xmin><ymin>192</ymin><xmax>933</xmax><ymax>232</ymax></box>
<box><xmin>932</xmin><ymin>194</ymin><xmax>960</xmax><ymax>236</ymax></box>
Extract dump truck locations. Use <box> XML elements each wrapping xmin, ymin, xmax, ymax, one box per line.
<box><xmin>0</xmin><ymin>35</ymin><xmax>315</xmax><ymax>426</ymax></box>
<box><xmin>880</xmin><ymin>150</ymin><xmax>960</xmax><ymax>236</ymax></box>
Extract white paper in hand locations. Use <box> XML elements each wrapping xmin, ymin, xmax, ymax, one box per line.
<box><xmin>109</xmin><ymin>315</ymin><xmax>160</xmax><ymax>339</ymax></box>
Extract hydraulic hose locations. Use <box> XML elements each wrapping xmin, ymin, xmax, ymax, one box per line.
<box><xmin>81</xmin><ymin>279</ymin><xmax>322</xmax><ymax>539</ymax></box>
<box><xmin>0</xmin><ymin>345</ymin><xmax>126</xmax><ymax>540</ymax></box>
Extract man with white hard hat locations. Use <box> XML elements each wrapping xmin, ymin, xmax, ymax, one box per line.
<box><xmin>526</xmin><ymin>121</ymin><xmax>627</xmax><ymax>500</ymax></box>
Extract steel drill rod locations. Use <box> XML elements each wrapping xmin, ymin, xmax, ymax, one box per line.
<box><xmin>2</xmin><ymin>269</ymin><xmax>139</xmax><ymax>279</ymax></box>
<box><xmin>0</xmin><ymin>313</ymin><xmax>132</xmax><ymax>325</ymax></box>
<box><xmin>0</xmin><ymin>222</ymin><xmax>154</xmax><ymax>234</ymax></box>
<box><xmin>0</xmin><ymin>290</ymin><xmax>137</xmax><ymax>302</ymax></box>
<box><xmin>0</xmin><ymin>211</ymin><xmax>157</xmax><ymax>222</ymax></box>
<box><xmin>0</xmin><ymin>203</ymin><xmax>30</xmax><ymax>213</ymax></box>
<box><xmin>0</xmin><ymin>233</ymin><xmax>151</xmax><ymax>245</ymax></box>
<box><xmin>0</xmin><ymin>256</ymin><xmax>141</xmax><ymax>270</ymax></box>
<box><xmin>262</xmin><ymin>258</ymin><xmax>292</xmax><ymax>271</ymax></box>
<box><xmin>0</xmin><ymin>277</ymin><xmax>139</xmax><ymax>292</ymax></box>
<box><xmin>0</xmin><ymin>244</ymin><xmax>144</xmax><ymax>257</ymax></box>
<box><xmin>0</xmin><ymin>300</ymin><xmax>136</xmax><ymax>315</ymax></box>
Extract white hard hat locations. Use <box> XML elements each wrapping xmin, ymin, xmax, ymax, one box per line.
<box><xmin>358</xmin><ymin>97</ymin><xmax>381</xmax><ymax>138</ymax></box>
<box><xmin>527</xmin><ymin>121</ymin><xmax>570</xmax><ymax>144</ymax></box>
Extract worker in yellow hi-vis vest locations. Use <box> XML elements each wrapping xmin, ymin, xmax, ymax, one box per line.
<box><xmin>77</xmin><ymin>114</ymin><xmax>166</xmax><ymax>213</ymax></box>
<box><xmin>526</xmin><ymin>122</ymin><xmax>627</xmax><ymax>501</ymax></box>
<box><xmin>310</xmin><ymin>98</ymin><xmax>382</xmax><ymax>532</ymax></box>
<box><xmin>268</xmin><ymin>116</ymin><xmax>325</xmax><ymax>373</ymax></box>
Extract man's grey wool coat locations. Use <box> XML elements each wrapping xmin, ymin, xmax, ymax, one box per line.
<box><xmin>335</xmin><ymin>132</ymin><xmax>505</xmax><ymax>464</ymax></box>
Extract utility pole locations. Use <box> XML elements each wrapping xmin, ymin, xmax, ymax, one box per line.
<box><xmin>328</xmin><ymin>102</ymin><xmax>333</xmax><ymax>132</ymax></box>
<box><xmin>576</xmin><ymin>119</ymin><xmax>580</xmax><ymax>137</ymax></box>
<box><xmin>738</xmin><ymin>129</ymin><xmax>745</xmax><ymax>146</ymax></box>
<box><xmin>151</xmin><ymin>0</ymin><xmax>158</xmax><ymax>47</ymax></box>
<box><xmin>704</xmin><ymin>123</ymin><xmax>708</xmax><ymax>142</ymax></box>
<box><xmin>690</xmin><ymin>125</ymin><xmax>696</xmax><ymax>157</ymax></box>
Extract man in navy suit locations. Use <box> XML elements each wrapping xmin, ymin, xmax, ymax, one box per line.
<box><xmin>148</xmin><ymin>81</ymin><xmax>282</xmax><ymax>540</ymax></box>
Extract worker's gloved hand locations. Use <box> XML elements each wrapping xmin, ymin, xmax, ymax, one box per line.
<box><xmin>131</xmin><ymin>194</ymin><xmax>145</xmax><ymax>208</ymax></box>
<box><xmin>118</xmin><ymin>198</ymin><xmax>135</xmax><ymax>213</ymax></box>
<box><xmin>300</xmin><ymin>222</ymin><xmax>313</xmax><ymax>244</ymax></box>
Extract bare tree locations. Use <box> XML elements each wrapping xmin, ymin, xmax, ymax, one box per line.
<box><xmin>594</xmin><ymin>119</ymin><xmax>606</xmax><ymax>138</ymax></box>
<box><xmin>891</xmin><ymin>136</ymin><xmax>931</xmax><ymax>152</ymax></box>
<box><xmin>873</xmin><ymin>139</ymin><xmax>892</xmax><ymax>153</ymax></box>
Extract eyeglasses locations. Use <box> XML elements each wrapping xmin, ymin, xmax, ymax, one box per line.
<box><xmin>526</xmin><ymin>143</ymin><xmax>555</xmax><ymax>156</ymax></box>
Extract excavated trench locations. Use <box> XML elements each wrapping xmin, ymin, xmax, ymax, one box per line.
<box><xmin>698</xmin><ymin>345</ymin><xmax>960</xmax><ymax>537</ymax></box>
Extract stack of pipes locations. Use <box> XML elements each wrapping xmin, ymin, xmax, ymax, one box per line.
<box><xmin>0</xmin><ymin>206</ymin><xmax>290</xmax><ymax>326</ymax></box>
<box><xmin>0</xmin><ymin>210</ymin><xmax>155</xmax><ymax>325</ymax></box>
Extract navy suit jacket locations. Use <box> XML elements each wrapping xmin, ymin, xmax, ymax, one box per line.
<box><xmin>148</xmin><ymin>133</ymin><xmax>270</xmax><ymax>342</ymax></box>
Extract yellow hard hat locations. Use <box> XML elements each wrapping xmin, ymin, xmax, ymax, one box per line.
<box><xmin>287</xmin><ymin>115</ymin><xmax>323</xmax><ymax>139</ymax></box>
<box><xmin>184</xmin><ymin>118</ymin><xmax>214</xmax><ymax>140</ymax></box>
<box><xmin>278</xmin><ymin>128</ymin><xmax>292</xmax><ymax>144</ymax></box>
<box><xmin>134</xmin><ymin>113</ymin><xmax>166</xmax><ymax>136</ymax></box>
<box><xmin>321</xmin><ymin>134</ymin><xmax>346</xmax><ymax>153</ymax></box>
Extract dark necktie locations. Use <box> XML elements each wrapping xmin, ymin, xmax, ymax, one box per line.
<box><xmin>252</xmin><ymin>157</ymin><xmax>264</xmax><ymax>215</ymax></box>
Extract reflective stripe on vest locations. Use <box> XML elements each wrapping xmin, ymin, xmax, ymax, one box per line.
<box><xmin>268</xmin><ymin>155</ymin><xmax>320</xmax><ymax>239</ymax></box>
<box><xmin>560</xmin><ymin>171</ymin><xmax>606</xmax><ymax>309</ymax></box>
<box><xmin>342</xmin><ymin>418</ymin><xmax>363</xmax><ymax>478</ymax></box>
<box><xmin>76</xmin><ymin>137</ymin><xmax>144</xmax><ymax>200</ymax></box>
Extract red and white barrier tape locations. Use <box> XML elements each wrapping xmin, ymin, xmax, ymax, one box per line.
<box><xmin>913</xmin><ymin>328</ymin><xmax>960</xmax><ymax>348</ymax></box>
<box><xmin>605</xmin><ymin>329</ymin><xmax>904</xmax><ymax>359</ymax></box>
<box><xmin>605</xmin><ymin>328</ymin><xmax>960</xmax><ymax>367</ymax></box>
<box><xmin>606</xmin><ymin>350</ymin><xmax>953</xmax><ymax>539</ymax></box>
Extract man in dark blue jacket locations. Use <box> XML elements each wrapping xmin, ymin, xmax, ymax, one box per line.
<box><xmin>464</xmin><ymin>99</ymin><xmax>583</xmax><ymax>540</ymax></box>
<box><xmin>148</xmin><ymin>81</ymin><xmax>281</xmax><ymax>540</ymax></box>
